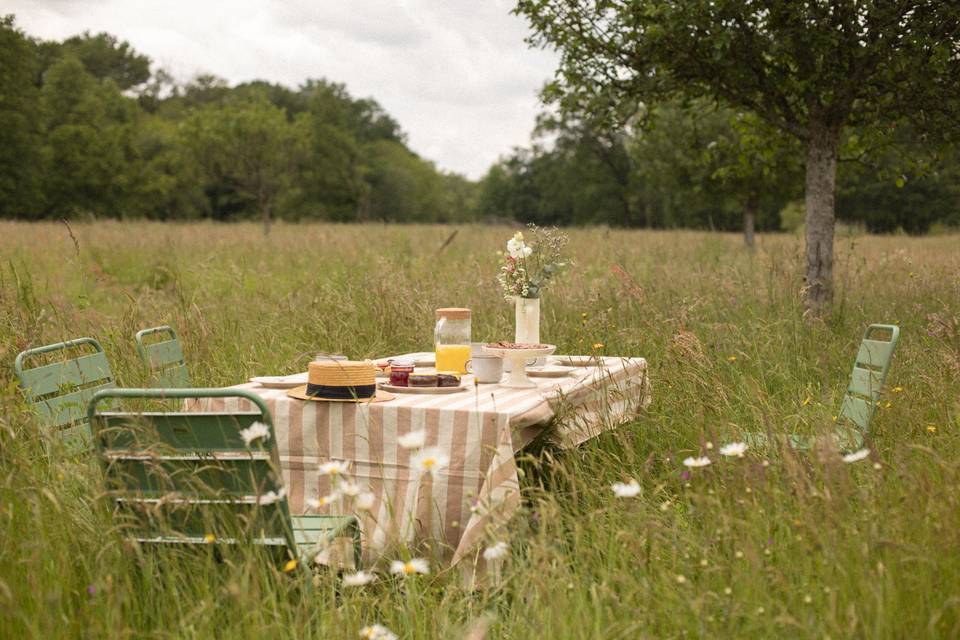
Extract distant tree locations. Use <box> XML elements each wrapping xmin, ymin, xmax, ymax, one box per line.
<box><xmin>517</xmin><ymin>1</ymin><xmax>960</xmax><ymax>313</ymax></box>
<box><xmin>181</xmin><ymin>97</ymin><xmax>301</xmax><ymax>234</ymax></box>
<box><xmin>0</xmin><ymin>16</ymin><xmax>45</xmax><ymax>218</ymax></box>
<box><xmin>59</xmin><ymin>31</ymin><xmax>151</xmax><ymax>91</ymax></box>
<box><xmin>706</xmin><ymin>111</ymin><xmax>801</xmax><ymax>246</ymax></box>
<box><xmin>40</xmin><ymin>56</ymin><xmax>140</xmax><ymax>218</ymax></box>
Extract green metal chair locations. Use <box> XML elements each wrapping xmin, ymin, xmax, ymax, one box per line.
<box><xmin>87</xmin><ymin>388</ymin><xmax>362</xmax><ymax>570</ymax></box>
<box><xmin>14</xmin><ymin>337</ymin><xmax>116</xmax><ymax>446</ymax></box>
<box><xmin>135</xmin><ymin>325</ymin><xmax>191</xmax><ymax>388</ymax></box>
<box><xmin>746</xmin><ymin>323</ymin><xmax>900</xmax><ymax>452</ymax></box>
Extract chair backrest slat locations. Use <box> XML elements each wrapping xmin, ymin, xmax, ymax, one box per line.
<box><xmin>15</xmin><ymin>338</ymin><xmax>116</xmax><ymax>433</ymax></box>
<box><xmin>837</xmin><ymin>324</ymin><xmax>899</xmax><ymax>440</ymax></box>
<box><xmin>135</xmin><ymin>326</ymin><xmax>191</xmax><ymax>388</ymax></box>
<box><xmin>88</xmin><ymin>389</ymin><xmax>298</xmax><ymax>558</ymax></box>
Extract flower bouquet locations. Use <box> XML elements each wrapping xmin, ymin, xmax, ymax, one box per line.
<box><xmin>496</xmin><ymin>224</ymin><xmax>569</xmax><ymax>300</ymax></box>
<box><xmin>496</xmin><ymin>225</ymin><xmax>569</xmax><ymax>361</ymax></box>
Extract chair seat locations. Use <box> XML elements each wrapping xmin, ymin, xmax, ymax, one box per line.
<box><xmin>742</xmin><ymin>431</ymin><xmax>815</xmax><ymax>451</ymax></box>
<box><xmin>291</xmin><ymin>515</ymin><xmax>362</xmax><ymax>567</ymax></box>
<box><xmin>744</xmin><ymin>428</ymin><xmax>863</xmax><ymax>453</ymax></box>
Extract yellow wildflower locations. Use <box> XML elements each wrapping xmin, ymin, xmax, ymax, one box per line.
<box><xmin>893</xmin><ymin>386</ymin><xmax>904</xmax><ymax>393</ymax></box>
<box><xmin>283</xmin><ymin>559</ymin><xmax>298</xmax><ymax>573</ymax></box>
<box><xmin>203</xmin><ymin>533</ymin><xmax>215</xmax><ymax>544</ymax></box>
<box><xmin>727</xmin><ymin>356</ymin><xmax>737</xmax><ymax>362</ymax></box>
<box><xmin>927</xmin><ymin>425</ymin><xmax>937</xmax><ymax>434</ymax></box>
<box><xmin>592</xmin><ymin>342</ymin><xmax>604</xmax><ymax>350</ymax></box>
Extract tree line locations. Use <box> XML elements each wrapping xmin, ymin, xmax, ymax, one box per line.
<box><xmin>1</xmin><ymin>14</ymin><xmax>959</xmax><ymax>249</ymax></box>
<box><xmin>0</xmin><ymin>16</ymin><xmax>478</xmax><ymax>231</ymax></box>
<box><xmin>478</xmin><ymin>99</ymin><xmax>960</xmax><ymax>237</ymax></box>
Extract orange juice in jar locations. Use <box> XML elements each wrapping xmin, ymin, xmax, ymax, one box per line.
<box><xmin>434</xmin><ymin>308</ymin><xmax>471</xmax><ymax>374</ymax></box>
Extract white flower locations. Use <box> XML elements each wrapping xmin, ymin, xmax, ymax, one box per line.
<box><xmin>239</xmin><ymin>421</ymin><xmax>270</xmax><ymax>446</ymax></box>
<box><xmin>611</xmin><ymin>479</ymin><xmax>641</xmax><ymax>498</ymax></box>
<box><xmin>506</xmin><ymin>232</ymin><xmax>524</xmax><ymax>258</ymax></box>
<box><xmin>313</xmin><ymin>547</ymin><xmax>332</xmax><ymax>566</ymax></box>
<box><xmin>483</xmin><ymin>541</ymin><xmax>509</xmax><ymax>561</ymax></box>
<box><xmin>305</xmin><ymin>491</ymin><xmax>340</xmax><ymax>510</ymax></box>
<box><xmin>390</xmin><ymin>558</ymin><xmax>430</xmax><ymax>576</ymax></box>
<box><xmin>719</xmin><ymin>442</ymin><xmax>748</xmax><ymax>458</ymax></box>
<box><xmin>319</xmin><ymin>460</ymin><xmax>350</xmax><ymax>476</ymax></box>
<box><xmin>355</xmin><ymin>492</ymin><xmax>376</xmax><ymax>511</ymax></box>
<box><xmin>398</xmin><ymin>429</ymin><xmax>427</xmax><ymax>450</ymax></box>
<box><xmin>842</xmin><ymin>448</ymin><xmax>870</xmax><ymax>463</ymax></box>
<box><xmin>411</xmin><ymin>447</ymin><xmax>450</xmax><ymax>477</ymax></box>
<box><xmin>359</xmin><ymin>624</ymin><xmax>397</xmax><ymax>640</ymax></box>
<box><xmin>682</xmin><ymin>456</ymin><xmax>712</xmax><ymax>468</ymax></box>
<box><xmin>339</xmin><ymin>481</ymin><xmax>363</xmax><ymax>497</ymax></box>
<box><xmin>343</xmin><ymin>571</ymin><xmax>377</xmax><ymax>587</ymax></box>
<box><xmin>258</xmin><ymin>486</ymin><xmax>286</xmax><ymax>505</ymax></box>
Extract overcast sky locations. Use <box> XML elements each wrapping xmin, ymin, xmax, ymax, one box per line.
<box><xmin>5</xmin><ymin>0</ymin><xmax>559</xmax><ymax>179</ymax></box>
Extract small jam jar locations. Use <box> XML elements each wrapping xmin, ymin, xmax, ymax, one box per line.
<box><xmin>388</xmin><ymin>359</ymin><xmax>415</xmax><ymax>387</ymax></box>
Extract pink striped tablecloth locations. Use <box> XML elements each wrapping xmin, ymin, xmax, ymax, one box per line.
<box><xmin>192</xmin><ymin>355</ymin><xmax>650</xmax><ymax>569</ymax></box>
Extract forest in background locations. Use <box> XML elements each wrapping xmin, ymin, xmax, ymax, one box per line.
<box><xmin>2</xmin><ymin>15</ymin><xmax>959</xmax><ymax>234</ymax></box>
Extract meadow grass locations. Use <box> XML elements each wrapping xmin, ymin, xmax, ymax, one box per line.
<box><xmin>1</xmin><ymin>220</ymin><xmax>959</xmax><ymax>638</ymax></box>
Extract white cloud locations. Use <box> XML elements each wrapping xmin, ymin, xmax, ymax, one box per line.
<box><xmin>8</xmin><ymin>0</ymin><xmax>558</xmax><ymax>179</ymax></box>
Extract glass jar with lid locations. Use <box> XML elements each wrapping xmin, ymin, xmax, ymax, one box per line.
<box><xmin>435</xmin><ymin>307</ymin><xmax>471</xmax><ymax>374</ymax></box>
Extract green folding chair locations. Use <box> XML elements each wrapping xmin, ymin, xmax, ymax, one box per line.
<box><xmin>135</xmin><ymin>325</ymin><xmax>191</xmax><ymax>388</ymax></box>
<box><xmin>746</xmin><ymin>324</ymin><xmax>900</xmax><ymax>452</ymax></box>
<box><xmin>14</xmin><ymin>337</ymin><xmax>116</xmax><ymax>447</ymax></box>
<box><xmin>87</xmin><ymin>388</ymin><xmax>361</xmax><ymax>570</ymax></box>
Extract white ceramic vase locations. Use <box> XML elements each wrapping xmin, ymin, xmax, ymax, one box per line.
<box><xmin>514</xmin><ymin>296</ymin><xmax>544</xmax><ymax>366</ymax></box>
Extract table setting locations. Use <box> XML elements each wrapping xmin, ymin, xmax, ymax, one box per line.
<box><xmin>188</xmin><ymin>228</ymin><xmax>651</xmax><ymax>573</ymax></box>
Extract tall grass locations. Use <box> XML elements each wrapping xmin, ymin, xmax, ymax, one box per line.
<box><xmin>1</xmin><ymin>220</ymin><xmax>959</xmax><ymax>638</ymax></box>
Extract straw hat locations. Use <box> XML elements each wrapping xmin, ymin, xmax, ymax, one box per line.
<box><xmin>287</xmin><ymin>360</ymin><xmax>394</xmax><ymax>403</ymax></box>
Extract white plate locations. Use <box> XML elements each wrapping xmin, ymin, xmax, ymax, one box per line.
<box><xmin>249</xmin><ymin>374</ymin><xmax>308</xmax><ymax>389</ymax></box>
<box><xmin>527</xmin><ymin>365</ymin><xmax>575</xmax><ymax>378</ymax></box>
<box><xmin>552</xmin><ymin>355</ymin><xmax>599</xmax><ymax>367</ymax></box>
<box><xmin>378</xmin><ymin>382</ymin><xmax>467</xmax><ymax>394</ymax></box>
<box><xmin>482</xmin><ymin>344</ymin><xmax>557</xmax><ymax>359</ymax></box>
<box><xmin>379</xmin><ymin>353</ymin><xmax>436</xmax><ymax>367</ymax></box>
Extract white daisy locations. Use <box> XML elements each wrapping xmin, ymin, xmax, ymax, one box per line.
<box><xmin>719</xmin><ymin>442</ymin><xmax>748</xmax><ymax>458</ymax></box>
<box><xmin>359</xmin><ymin>624</ymin><xmax>397</xmax><ymax>640</ymax></box>
<box><xmin>483</xmin><ymin>541</ymin><xmax>509</xmax><ymax>561</ymax></box>
<box><xmin>355</xmin><ymin>492</ymin><xmax>376</xmax><ymax>511</ymax></box>
<box><xmin>389</xmin><ymin>558</ymin><xmax>430</xmax><ymax>576</ymax></box>
<box><xmin>339</xmin><ymin>481</ymin><xmax>363</xmax><ymax>497</ymax></box>
<box><xmin>305</xmin><ymin>491</ymin><xmax>340</xmax><ymax>510</ymax></box>
<box><xmin>611</xmin><ymin>479</ymin><xmax>641</xmax><ymax>498</ymax></box>
<box><xmin>842</xmin><ymin>448</ymin><xmax>870</xmax><ymax>463</ymax></box>
<box><xmin>319</xmin><ymin>460</ymin><xmax>350</xmax><ymax>476</ymax></box>
<box><xmin>343</xmin><ymin>571</ymin><xmax>377</xmax><ymax>587</ymax></box>
<box><xmin>239</xmin><ymin>421</ymin><xmax>270</xmax><ymax>446</ymax></box>
<box><xmin>258</xmin><ymin>486</ymin><xmax>286</xmax><ymax>506</ymax></box>
<box><xmin>398</xmin><ymin>429</ymin><xmax>427</xmax><ymax>450</ymax></box>
<box><xmin>682</xmin><ymin>456</ymin><xmax>712</xmax><ymax>468</ymax></box>
<box><xmin>411</xmin><ymin>447</ymin><xmax>450</xmax><ymax>478</ymax></box>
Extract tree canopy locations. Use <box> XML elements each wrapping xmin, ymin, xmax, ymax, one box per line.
<box><xmin>515</xmin><ymin>0</ymin><xmax>960</xmax><ymax>311</ymax></box>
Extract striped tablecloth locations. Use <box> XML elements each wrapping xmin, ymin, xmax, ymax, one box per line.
<box><xmin>192</xmin><ymin>355</ymin><xmax>650</xmax><ymax>569</ymax></box>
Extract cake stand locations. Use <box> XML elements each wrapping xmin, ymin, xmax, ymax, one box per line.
<box><xmin>482</xmin><ymin>344</ymin><xmax>556</xmax><ymax>388</ymax></box>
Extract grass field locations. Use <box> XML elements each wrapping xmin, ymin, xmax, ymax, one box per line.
<box><xmin>1</xmin><ymin>220</ymin><xmax>959</xmax><ymax>638</ymax></box>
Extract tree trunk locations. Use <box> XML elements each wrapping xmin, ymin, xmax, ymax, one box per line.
<box><xmin>803</xmin><ymin>124</ymin><xmax>840</xmax><ymax>314</ymax></box>
<box><xmin>260</xmin><ymin>196</ymin><xmax>271</xmax><ymax>236</ymax></box>
<box><xmin>743</xmin><ymin>195</ymin><xmax>757</xmax><ymax>248</ymax></box>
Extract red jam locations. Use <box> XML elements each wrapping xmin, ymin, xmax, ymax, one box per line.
<box><xmin>389</xmin><ymin>360</ymin><xmax>415</xmax><ymax>387</ymax></box>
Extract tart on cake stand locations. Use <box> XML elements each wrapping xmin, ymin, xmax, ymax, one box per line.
<box><xmin>482</xmin><ymin>343</ymin><xmax>557</xmax><ymax>389</ymax></box>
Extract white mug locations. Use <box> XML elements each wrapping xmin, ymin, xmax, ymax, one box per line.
<box><xmin>467</xmin><ymin>355</ymin><xmax>503</xmax><ymax>384</ymax></box>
